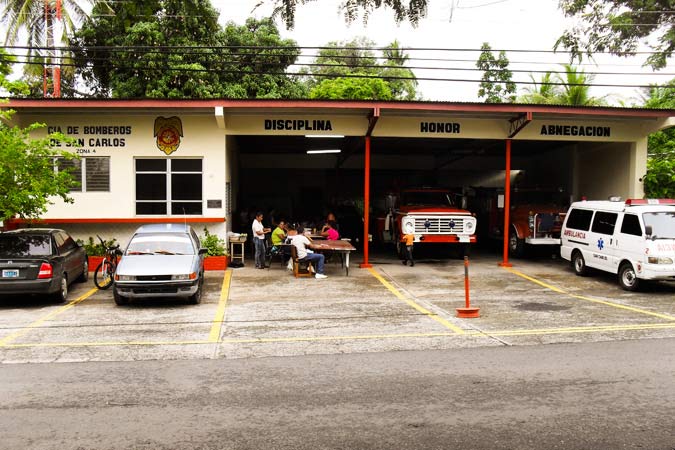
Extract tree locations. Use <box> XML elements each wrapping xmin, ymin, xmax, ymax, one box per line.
<box><xmin>262</xmin><ymin>0</ymin><xmax>428</xmax><ymax>29</ymax></box>
<box><xmin>309</xmin><ymin>76</ymin><xmax>393</xmax><ymax>100</ymax></box>
<box><xmin>476</xmin><ymin>42</ymin><xmax>515</xmax><ymax>103</ymax></box>
<box><xmin>1</xmin><ymin>0</ymin><xmax>102</xmax><ymax>96</ymax></box>
<box><xmin>304</xmin><ymin>38</ymin><xmax>417</xmax><ymax>100</ymax></box>
<box><xmin>554</xmin><ymin>64</ymin><xmax>606</xmax><ymax>106</ymax></box>
<box><xmin>517</xmin><ymin>65</ymin><xmax>606</xmax><ymax>106</ymax></box>
<box><xmin>556</xmin><ymin>0</ymin><xmax>675</xmax><ymax>70</ymax></box>
<box><xmin>641</xmin><ymin>80</ymin><xmax>675</xmax><ymax>198</ymax></box>
<box><xmin>72</xmin><ymin>3</ymin><xmax>305</xmax><ymax>99</ymax></box>
<box><xmin>518</xmin><ymin>72</ymin><xmax>556</xmax><ymax>104</ymax></box>
<box><xmin>0</xmin><ymin>53</ymin><xmax>78</xmax><ymax>222</ymax></box>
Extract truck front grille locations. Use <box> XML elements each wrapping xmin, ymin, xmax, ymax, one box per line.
<box><xmin>413</xmin><ymin>217</ymin><xmax>467</xmax><ymax>234</ymax></box>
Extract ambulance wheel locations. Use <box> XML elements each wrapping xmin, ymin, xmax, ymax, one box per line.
<box><xmin>572</xmin><ymin>251</ymin><xmax>588</xmax><ymax>276</ymax></box>
<box><xmin>508</xmin><ymin>229</ymin><xmax>525</xmax><ymax>258</ymax></box>
<box><xmin>618</xmin><ymin>262</ymin><xmax>640</xmax><ymax>291</ymax></box>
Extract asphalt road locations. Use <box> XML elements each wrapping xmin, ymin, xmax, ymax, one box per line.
<box><xmin>1</xmin><ymin>338</ymin><xmax>674</xmax><ymax>450</ymax></box>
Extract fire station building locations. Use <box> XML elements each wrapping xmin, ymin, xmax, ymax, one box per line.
<box><xmin>5</xmin><ymin>99</ymin><xmax>675</xmax><ymax>263</ymax></box>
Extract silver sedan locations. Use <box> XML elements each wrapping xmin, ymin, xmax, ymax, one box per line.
<box><xmin>113</xmin><ymin>224</ymin><xmax>207</xmax><ymax>305</ymax></box>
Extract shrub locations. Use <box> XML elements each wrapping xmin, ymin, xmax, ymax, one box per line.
<box><xmin>200</xmin><ymin>228</ymin><xmax>227</xmax><ymax>256</ymax></box>
<box><xmin>77</xmin><ymin>236</ymin><xmax>118</xmax><ymax>256</ymax></box>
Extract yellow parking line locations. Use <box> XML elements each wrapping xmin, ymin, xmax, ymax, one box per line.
<box><xmin>504</xmin><ymin>267</ymin><xmax>675</xmax><ymax>321</ymax></box>
<box><xmin>208</xmin><ymin>269</ymin><xmax>232</xmax><ymax>342</ymax></box>
<box><xmin>0</xmin><ymin>287</ymin><xmax>98</xmax><ymax>347</ymax></box>
<box><xmin>468</xmin><ymin>322</ymin><xmax>675</xmax><ymax>337</ymax></box>
<box><xmin>367</xmin><ymin>267</ymin><xmax>465</xmax><ymax>334</ymax></box>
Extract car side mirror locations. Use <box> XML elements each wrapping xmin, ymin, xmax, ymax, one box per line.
<box><xmin>645</xmin><ymin>225</ymin><xmax>653</xmax><ymax>238</ymax></box>
<box><xmin>198</xmin><ymin>248</ymin><xmax>209</xmax><ymax>255</ymax></box>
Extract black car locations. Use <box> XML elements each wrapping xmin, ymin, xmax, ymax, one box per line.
<box><xmin>0</xmin><ymin>229</ymin><xmax>88</xmax><ymax>302</ymax></box>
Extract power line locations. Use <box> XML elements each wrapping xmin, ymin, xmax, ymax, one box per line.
<box><xmin>3</xmin><ymin>49</ymin><xmax>673</xmax><ymax>78</ymax></box>
<box><xmin>1</xmin><ymin>55</ymin><xmax>670</xmax><ymax>90</ymax></box>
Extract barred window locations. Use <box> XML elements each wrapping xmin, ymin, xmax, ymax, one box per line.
<box><xmin>56</xmin><ymin>157</ymin><xmax>110</xmax><ymax>192</ymax></box>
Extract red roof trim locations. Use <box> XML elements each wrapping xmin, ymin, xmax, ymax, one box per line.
<box><xmin>4</xmin><ymin>98</ymin><xmax>675</xmax><ymax>118</ymax></box>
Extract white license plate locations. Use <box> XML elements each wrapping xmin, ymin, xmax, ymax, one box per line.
<box><xmin>458</xmin><ymin>236</ymin><xmax>470</xmax><ymax>243</ymax></box>
<box><xmin>2</xmin><ymin>269</ymin><xmax>19</xmax><ymax>278</ymax></box>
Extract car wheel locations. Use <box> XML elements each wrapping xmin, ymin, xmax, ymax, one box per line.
<box><xmin>187</xmin><ymin>277</ymin><xmax>203</xmax><ymax>305</ymax></box>
<box><xmin>113</xmin><ymin>289</ymin><xmax>129</xmax><ymax>306</ymax></box>
<box><xmin>52</xmin><ymin>275</ymin><xmax>68</xmax><ymax>303</ymax></box>
<box><xmin>77</xmin><ymin>259</ymin><xmax>89</xmax><ymax>283</ymax></box>
<box><xmin>508</xmin><ymin>229</ymin><xmax>525</xmax><ymax>258</ymax></box>
<box><xmin>618</xmin><ymin>262</ymin><xmax>640</xmax><ymax>291</ymax></box>
<box><xmin>572</xmin><ymin>251</ymin><xmax>587</xmax><ymax>276</ymax></box>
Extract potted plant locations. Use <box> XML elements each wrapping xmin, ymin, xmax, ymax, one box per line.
<box><xmin>200</xmin><ymin>228</ymin><xmax>229</xmax><ymax>270</ymax></box>
<box><xmin>78</xmin><ymin>236</ymin><xmax>118</xmax><ymax>271</ymax></box>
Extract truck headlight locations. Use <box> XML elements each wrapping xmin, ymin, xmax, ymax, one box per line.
<box><xmin>528</xmin><ymin>213</ymin><xmax>535</xmax><ymax>230</ymax></box>
<box><xmin>647</xmin><ymin>256</ymin><xmax>674</xmax><ymax>264</ymax></box>
<box><xmin>402</xmin><ymin>217</ymin><xmax>415</xmax><ymax>234</ymax></box>
<box><xmin>464</xmin><ymin>219</ymin><xmax>476</xmax><ymax>233</ymax></box>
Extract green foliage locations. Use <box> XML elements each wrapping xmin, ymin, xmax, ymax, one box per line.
<box><xmin>642</xmin><ymin>158</ymin><xmax>675</xmax><ymax>199</ymax></box>
<box><xmin>0</xmin><ymin>110</ymin><xmax>79</xmax><ymax>222</ymax></box>
<box><xmin>476</xmin><ymin>42</ymin><xmax>515</xmax><ymax>103</ymax></box>
<box><xmin>310</xmin><ymin>76</ymin><xmax>393</xmax><ymax>100</ymax></box>
<box><xmin>265</xmin><ymin>0</ymin><xmax>428</xmax><ymax>29</ymax></box>
<box><xmin>77</xmin><ymin>236</ymin><xmax>118</xmax><ymax>256</ymax></box>
<box><xmin>0</xmin><ymin>56</ymin><xmax>78</xmax><ymax>221</ymax></box>
<box><xmin>556</xmin><ymin>0</ymin><xmax>675</xmax><ymax>70</ymax></box>
<box><xmin>72</xmin><ymin>3</ymin><xmax>305</xmax><ymax>99</ymax></box>
<box><xmin>200</xmin><ymin>228</ymin><xmax>227</xmax><ymax>256</ymax></box>
<box><xmin>304</xmin><ymin>38</ymin><xmax>417</xmax><ymax>100</ymax></box>
<box><xmin>0</xmin><ymin>49</ymin><xmax>29</xmax><ymax>96</ymax></box>
<box><xmin>642</xmin><ymin>79</ymin><xmax>675</xmax><ymax>198</ymax></box>
<box><xmin>517</xmin><ymin>65</ymin><xmax>606</xmax><ymax>106</ymax></box>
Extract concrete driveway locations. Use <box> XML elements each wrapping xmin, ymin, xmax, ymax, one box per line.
<box><xmin>1</xmin><ymin>251</ymin><xmax>673</xmax><ymax>364</ymax></box>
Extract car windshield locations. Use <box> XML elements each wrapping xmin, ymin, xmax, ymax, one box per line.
<box><xmin>401</xmin><ymin>192</ymin><xmax>453</xmax><ymax>207</ymax></box>
<box><xmin>126</xmin><ymin>234</ymin><xmax>195</xmax><ymax>255</ymax></box>
<box><xmin>642</xmin><ymin>212</ymin><xmax>675</xmax><ymax>239</ymax></box>
<box><xmin>0</xmin><ymin>235</ymin><xmax>51</xmax><ymax>257</ymax></box>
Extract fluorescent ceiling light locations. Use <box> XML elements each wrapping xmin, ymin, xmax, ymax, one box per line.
<box><xmin>306</xmin><ymin>149</ymin><xmax>341</xmax><ymax>154</ymax></box>
<box><xmin>305</xmin><ymin>134</ymin><xmax>344</xmax><ymax>138</ymax></box>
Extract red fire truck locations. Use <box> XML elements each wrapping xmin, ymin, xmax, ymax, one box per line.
<box><xmin>475</xmin><ymin>187</ymin><xmax>567</xmax><ymax>257</ymax></box>
<box><xmin>377</xmin><ymin>188</ymin><xmax>477</xmax><ymax>257</ymax></box>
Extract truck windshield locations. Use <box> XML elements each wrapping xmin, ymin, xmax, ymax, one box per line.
<box><xmin>642</xmin><ymin>212</ymin><xmax>675</xmax><ymax>239</ymax></box>
<box><xmin>401</xmin><ymin>192</ymin><xmax>453</xmax><ymax>206</ymax></box>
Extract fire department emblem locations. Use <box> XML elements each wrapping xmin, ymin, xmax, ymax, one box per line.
<box><xmin>154</xmin><ymin>116</ymin><xmax>183</xmax><ymax>155</ymax></box>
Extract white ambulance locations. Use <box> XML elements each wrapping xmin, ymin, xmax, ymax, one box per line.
<box><xmin>560</xmin><ymin>198</ymin><xmax>675</xmax><ymax>291</ymax></box>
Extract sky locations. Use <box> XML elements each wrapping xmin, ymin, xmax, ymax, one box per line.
<box><xmin>215</xmin><ymin>0</ymin><xmax>673</xmax><ymax>104</ymax></box>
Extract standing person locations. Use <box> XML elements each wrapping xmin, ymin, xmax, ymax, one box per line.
<box><xmin>401</xmin><ymin>232</ymin><xmax>415</xmax><ymax>266</ymax></box>
<box><xmin>252</xmin><ymin>212</ymin><xmax>270</xmax><ymax>269</ymax></box>
<box><xmin>291</xmin><ymin>227</ymin><xmax>327</xmax><ymax>279</ymax></box>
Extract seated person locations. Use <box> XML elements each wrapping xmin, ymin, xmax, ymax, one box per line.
<box><xmin>291</xmin><ymin>227</ymin><xmax>327</xmax><ymax>279</ymax></box>
<box><xmin>321</xmin><ymin>212</ymin><xmax>339</xmax><ymax>233</ymax></box>
<box><xmin>271</xmin><ymin>220</ymin><xmax>287</xmax><ymax>247</ymax></box>
<box><xmin>320</xmin><ymin>220</ymin><xmax>340</xmax><ymax>240</ymax></box>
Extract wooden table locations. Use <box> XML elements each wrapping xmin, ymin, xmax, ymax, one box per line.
<box><xmin>309</xmin><ymin>240</ymin><xmax>357</xmax><ymax>276</ymax></box>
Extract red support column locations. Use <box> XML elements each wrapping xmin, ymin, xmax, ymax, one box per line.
<box><xmin>499</xmin><ymin>139</ymin><xmax>513</xmax><ymax>267</ymax></box>
<box><xmin>360</xmin><ymin>136</ymin><xmax>373</xmax><ymax>268</ymax></box>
